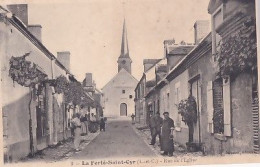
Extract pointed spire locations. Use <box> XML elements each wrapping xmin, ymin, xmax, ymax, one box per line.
<box><xmin>120</xmin><ymin>18</ymin><xmax>130</xmax><ymax>58</ymax></box>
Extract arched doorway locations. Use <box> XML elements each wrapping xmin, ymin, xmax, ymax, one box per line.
<box><xmin>120</xmin><ymin>103</ymin><xmax>127</xmax><ymax>116</ymax></box>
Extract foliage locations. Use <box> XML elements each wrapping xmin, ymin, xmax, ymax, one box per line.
<box><xmin>64</xmin><ymin>81</ymin><xmax>84</xmax><ymax>106</ymax></box>
<box><xmin>80</xmin><ymin>93</ymin><xmax>94</xmax><ymax>108</ymax></box>
<box><xmin>215</xmin><ymin>16</ymin><xmax>257</xmax><ymax>80</ymax></box>
<box><xmin>212</xmin><ymin>108</ymin><xmax>224</xmax><ymax>134</ymax></box>
<box><xmin>9</xmin><ymin>53</ymin><xmax>47</xmax><ymax>87</ymax></box>
<box><xmin>54</xmin><ymin>75</ymin><xmax>69</xmax><ymax>94</ymax></box>
<box><xmin>177</xmin><ymin>96</ymin><xmax>197</xmax><ymax>125</ymax></box>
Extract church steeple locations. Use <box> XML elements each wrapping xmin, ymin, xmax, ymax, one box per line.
<box><xmin>118</xmin><ymin>19</ymin><xmax>132</xmax><ymax>74</ymax></box>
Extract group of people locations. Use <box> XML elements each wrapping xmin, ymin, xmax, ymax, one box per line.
<box><xmin>70</xmin><ymin>112</ymin><xmax>106</xmax><ymax>151</ymax></box>
<box><xmin>148</xmin><ymin>111</ymin><xmax>175</xmax><ymax>157</ymax></box>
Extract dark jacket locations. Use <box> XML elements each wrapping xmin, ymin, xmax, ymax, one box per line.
<box><xmin>161</xmin><ymin>117</ymin><xmax>175</xmax><ymax>152</ymax></box>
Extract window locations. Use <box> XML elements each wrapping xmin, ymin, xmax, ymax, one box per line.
<box><xmin>129</xmin><ymin>95</ymin><xmax>132</xmax><ymax>99</ymax></box>
<box><xmin>207</xmin><ymin>78</ymin><xmax>231</xmax><ymax>136</ymax></box>
<box><xmin>157</xmin><ymin>99</ymin><xmax>160</xmax><ymax>113</ymax></box>
<box><xmin>212</xmin><ymin>5</ymin><xmax>224</xmax><ymax>59</ymax></box>
<box><xmin>175</xmin><ymin>82</ymin><xmax>181</xmax><ymax>128</ymax></box>
<box><xmin>36</xmin><ymin>84</ymin><xmax>47</xmax><ymax>139</ymax></box>
<box><xmin>122</xmin><ymin>90</ymin><xmax>125</xmax><ymax>94</ymax></box>
<box><xmin>167</xmin><ymin>93</ymin><xmax>170</xmax><ymax>110</ymax></box>
<box><xmin>212</xmin><ymin>78</ymin><xmax>224</xmax><ymax>134</ymax></box>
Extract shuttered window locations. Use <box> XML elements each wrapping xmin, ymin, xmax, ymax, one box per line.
<box><xmin>223</xmin><ymin>77</ymin><xmax>231</xmax><ymax>136</ymax></box>
<box><xmin>207</xmin><ymin>81</ymin><xmax>214</xmax><ymax>133</ymax></box>
<box><xmin>207</xmin><ymin>78</ymin><xmax>232</xmax><ymax>136</ymax></box>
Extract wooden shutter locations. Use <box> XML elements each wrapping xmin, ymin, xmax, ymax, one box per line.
<box><xmin>207</xmin><ymin>81</ymin><xmax>214</xmax><ymax>133</ymax></box>
<box><xmin>223</xmin><ymin>77</ymin><xmax>231</xmax><ymax>136</ymax></box>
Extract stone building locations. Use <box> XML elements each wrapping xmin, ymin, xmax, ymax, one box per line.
<box><xmin>0</xmin><ymin>4</ymin><xmax>94</xmax><ymax>162</ymax></box>
<box><xmin>143</xmin><ymin>0</ymin><xmax>259</xmax><ymax>155</ymax></box>
<box><xmin>102</xmin><ymin>20</ymin><xmax>138</xmax><ymax>117</ymax></box>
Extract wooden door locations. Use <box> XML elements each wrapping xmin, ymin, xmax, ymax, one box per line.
<box><xmin>120</xmin><ymin>103</ymin><xmax>127</xmax><ymax>116</ymax></box>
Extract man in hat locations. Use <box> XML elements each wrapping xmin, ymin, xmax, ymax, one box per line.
<box><xmin>161</xmin><ymin>112</ymin><xmax>175</xmax><ymax>157</ymax></box>
<box><xmin>150</xmin><ymin>112</ymin><xmax>163</xmax><ymax>146</ymax></box>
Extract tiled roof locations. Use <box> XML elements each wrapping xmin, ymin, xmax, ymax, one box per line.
<box><xmin>143</xmin><ymin>59</ymin><xmax>161</xmax><ymax>65</ymax></box>
<box><xmin>146</xmin><ymin>79</ymin><xmax>156</xmax><ymax>87</ymax></box>
<box><xmin>156</xmin><ymin>64</ymin><xmax>167</xmax><ymax>73</ymax></box>
<box><xmin>168</xmin><ymin>45</ymin><xmax>195</xmax><ymax>55</ymax></box>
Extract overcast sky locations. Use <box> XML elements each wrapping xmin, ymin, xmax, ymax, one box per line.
<box><xmin>5</xmin><ymin>0</ymin><xmax>211</xmax><ymax>89</ymax></box>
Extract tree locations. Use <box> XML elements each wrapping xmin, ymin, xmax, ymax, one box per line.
<box><xmin>9</xmin><ymin>52</ymin><xmax>47</xmax><ymax>156</ymax></box>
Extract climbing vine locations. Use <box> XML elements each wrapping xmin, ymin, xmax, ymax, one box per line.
<box><xmin>54</xmin><ymin>75</ymin><xmax>69</xmax><ymax>94</ymax></box>
<box><xmin>9</xmin><ymin>52</ymin><xmax>47</xmax><ymax>87</ymax></box>
<box><xmin>8</xmin><ymin>52</ymin><xmax>47</xmax><ymax>157</ymax></box>
<box><xmin>177</xmin><ymin>95</ymin><xmax>197</xmax><ymax>143</ymax></box>
<box><xmin>177</xmin><ymin>96</ymin><xmax>197</xmax><ymax>125</ymax></box>
<box><xmin>215</xmin><ymin>16</ymin><xmax>257</xmax><ymax>80</ymax></box>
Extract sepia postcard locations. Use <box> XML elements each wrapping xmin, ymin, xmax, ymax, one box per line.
<box><xmin>0</xmin><ymin>0</ymin><xmax>260</xmax><ymax>167</ymax></box>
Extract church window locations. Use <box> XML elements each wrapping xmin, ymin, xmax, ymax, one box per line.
<box><xmin>122</xmin><ymin>90</ymin><xmax>125</xmax><ymax>94</ymax></box>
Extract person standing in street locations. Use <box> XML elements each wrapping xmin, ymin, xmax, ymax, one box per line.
<box><xmin>161</xmin><ymin>112</ymin><xmax>175</xmax><ymax>157</ymax></box>
<box><xmin>99</xmin><ymin>115</ymin><xmax>106</xmax><ymax>132</ymax></box>
<box><xmin>71</xmin><ymin>112</ymin><xmax>82</xmax><ymax>151</ymax></box>
<box><xmin>150</xmin><ymin>112</ymin><xmax>163</xmax><ymax>146</ymax></box>
<box><xmin>148</xmin><ymin>111</ymin><xmax>155</xmax><ymax>143</ymax></box>
<box><xmin>131</xmin><ymin>113</ymin><xmax>135</xmax><ymax>124</ymax></box>
<box><xmin>90</xmin><ymin>113</ymin><xmax>97</xmax><ymax>133</ymax></box>
<box><xmin>80</xmin><ymin>114</ymin><xmax>88</xmax><ymax>135</ymax></box>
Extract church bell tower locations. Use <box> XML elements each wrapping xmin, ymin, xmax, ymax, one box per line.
<box><xmin>117</xmin><ymin>19</ymin><xmax>132</xmax><ymax>74</ymax></box>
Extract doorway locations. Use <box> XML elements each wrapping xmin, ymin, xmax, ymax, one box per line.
<box><xmin>190</xmin><ymin>76</ymin><xmax>201</xmax><ymax>144</ymax></box>
<box><xmin>120</xmin><ymin>103</ymin><xmax>127</xmax><ymax>116</ymax></box>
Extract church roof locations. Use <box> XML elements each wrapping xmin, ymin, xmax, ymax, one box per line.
<box><xmin>119</xmin><ymin>19</ymin><xmax>130</xmax><ymax>59</ymax></box>
<box><xmin>102</xmin><ymin>68</ymin><xmax>138</xmax><ymax>90</ymax></box>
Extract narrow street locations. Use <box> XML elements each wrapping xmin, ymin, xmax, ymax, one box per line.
<box><xmin>72</xmin><ymin>118</ymin><xmax>156</xmax><ymax>159</ymax></box>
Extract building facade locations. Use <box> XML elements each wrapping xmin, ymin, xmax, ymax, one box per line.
<box><xmin>102</xmin><ymin>20</ymin><xmax>138</xmax><ymax>117</ymax></box>
<box><xmin>0</xmin><ymin>4</ymin><xmax>95</xmax><ymax>162</ymax></box>
<box><xmin>137</xmin><ymin>0</ymin><xmax>259</xmax><ymax>155</ymax></box>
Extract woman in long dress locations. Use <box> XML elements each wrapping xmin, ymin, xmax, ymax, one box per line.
<box><xmin>161</xmin><ymin>112</ymin><xmax>174</xmax><ymax>157</ymax></box>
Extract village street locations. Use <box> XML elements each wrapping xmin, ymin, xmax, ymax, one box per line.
<box><xmin>2</xmin><ymin>1</ymin><xmax>259</xmax><ymax>165</ymax></box>
<box><xmin>21</xmin><ymin>118</ymin><xmax>157</xmax><ymax>163</ymax></box>
<box><xmin>72</xmin><ymin>118</ymin><xmax>156</xmax><ymax>159</ymax></box>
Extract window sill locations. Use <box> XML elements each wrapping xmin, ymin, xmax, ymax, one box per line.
<box><xmin>214</xmin><ymin>133</ymin><xmax>227</xmax><ymax>141</ymax></box>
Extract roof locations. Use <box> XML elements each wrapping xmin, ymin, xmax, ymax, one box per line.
<box><xmin>156</xmin><ymin>64</ymin><xmax>167</xmax><ymax>73</ymax></box>
<box><xmin>119</xmin><ymin>19</ymin><xmax>130</xmax><ymax>59</ymax></box>
<box><xmin>167</xmin><ymin>45</ymin><xmax>195</xmax><ymax>55</ymax></box>
<box><xmin>0</xmin><ymin>6</ymin><xmax>72</xmax><ymax>76</ymax></box>
<box><xmin>102</xmin><ymin>68</ymin><xmax>138</xmax><ymax>90</ymax></box>
<box><xmin>208</xmin><ymin>0</ymin><xmax>223</xmax><ymax>14</ymax></box>
<box><xmin>143</xmin><ymin>59</ymin><xmax>161</xmax><ymax>65</ymax></box>
<box><xmin>145</xmin><ymin>32</ymin><xmax>212</xmax><ymax>98</ymax></box>
<box><xmin>146</xmin><ymin>79</ymin><xmax>156</xmax><ymax>88</ymax></box>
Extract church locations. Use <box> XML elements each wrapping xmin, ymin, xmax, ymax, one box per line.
<box><xmin>102</xmin><ymin>20</ymin><xmax>138</xmax><ymax>117</ymax></box>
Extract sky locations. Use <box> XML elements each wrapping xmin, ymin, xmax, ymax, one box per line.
<box><xmin>4</xmin><ymin>0</ymin><xmax>211</xmax><ymax>89</ymax></box>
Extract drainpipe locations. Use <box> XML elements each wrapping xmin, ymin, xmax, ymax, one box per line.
<box><xmin>51</xmin><ymin>59</ymin><xmax>57</xmax><ymax>145</ymax></box>
<box><xmin>256</xmin><ymin>0</ymin><xmax>260</xmax><ymax>153</ymax></box>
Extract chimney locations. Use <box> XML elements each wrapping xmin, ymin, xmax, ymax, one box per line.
<box><xmin>7</xmin><ymin>4</ymin><xmax>28</xmax><ymax>26</ymax></box>
<box><xmin>57</xmin><ymin>51</ymin><xmax>70</xmax><ymax>71</ymax></box>
<box><xmin>194</xmin><ymin>20</ymin><xmax>210</xmax><ymax>44</ymax></box>
<box><xmin>143</xmin><ymin>59</ymin><xmax>161</xmax><ymax>73</ymax></box>
<box><xmin>28</xmin><ymin>25</ymin><xmax>42</xmax><ymax>42</ymax></box>
<box><xmin>163</xmin><ymin>39</ymin><xmax>175</xmax><ymax>46</ymax></box>
<box><xmin>85</xmin><ymin>73</ymin><xmax>93</xmax><ymax>87</ymax></box>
